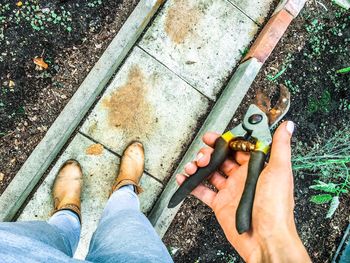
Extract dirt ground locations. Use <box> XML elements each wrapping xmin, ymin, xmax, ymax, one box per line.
<box><xmin>0</xmin><ymin>0</ymin><xmax>139</xmax><ymax>193</ymax></box>
<box><xmin>163</xmin><ymin>1</ymin><xmax>350</xmax><ymax>262</ymax></box>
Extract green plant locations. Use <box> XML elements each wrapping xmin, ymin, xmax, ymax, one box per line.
<box><xmin>239</xmin><ymin>47</ymin><xmax>249</xmax><ymax>57</ymax></box>
<box><xmin>293</xmin><ymin>128</ymin><xmax>350</xmax><ymax>217</ymax></box>
<box><xmin>337</xmin><ymin>66</ymin><xmax>350</xmax><ymax>74</ymax></box>
<box><xmin>88</xmin><ymin>0</ymin><xmax>103</xmax><ymax>8</ymax></box>
<box><xmin>0</xmin><ymin>0</ymin><xmax>73</xmax><ymax>37</ymax></box>
<box><xmin>309</xmin><ymin>178</ymin><xmax>348</xmax><ymax>218</ymax></box>
<box><xmin>284</xmin><ymin>79</ymin><xmax>300</xmax><ymax>94</ymax></box>
<box><xmin>266</xmin><ymin>53</ymin><xmax>294</xmax><ymax>83</ymax></box>
<box><xmin>304</xmin><ymin>19</ymin><xmax>328</xmax><ymax>58</ymax></box>
<box><xmin>307</xmin><ymin>90</ymin><xmax>331</xmax><ymax>114</ymax></box>
<box><xmin>339</xmin><ymin>99</ymin><xmax>350</xmax><ymax>111</ymax></box>
<box><xmin>266</xmin><ymin>67</ymin><xmax>287</xmax><ymax>81</ymax></box>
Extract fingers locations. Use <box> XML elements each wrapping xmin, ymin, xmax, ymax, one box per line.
<box><xmin>200</xmin><ymin>131</ymin><xmax>250</xmax><ymax>167</ymax></box>
<box><xmin>269</xmin><ymin>121</ymin><xmax>294</xmax><ymax>168</ymax></box>
<box><xmin>184</xmin><ymin>146</ymin><xmax>214</xmax><ymax>174</ymax></box>
<box><xmin>234</xmin><ymin>152</ymin><xmax>250</xmax><ymax>165</ymax></box>
<box><xmin>196</xmin><ymin>147</ymin><xmax>214</xmax><ymax>167</ymax></box>
<box><xmin>181</xmin><ymin>168</ymin><xmax>227</xmax><ymax>190</ymax></box>
<box><xmin>202</xmin><ymin>132</ymin><xmax>221</xmax><ymax>147</ymax></box>
<box><xmin>176</xmin><ymin>174</ymin><xmax>216</xmax><ymax>208</ymax></box>
<box><xmin>191</xmin><ymin>184</ymin><xmax>217</xmax><ymax>208</ymax></box>
<box><xmin>184</xmin><ymin>161</ymin><xmax>197</xmax><ymax>174</ymax></box>
<box><xmin>219</xmin><ymin>158</ymin><xmax>240</xmax><ymax>176</ymax></box>
<box><xmin>208</xmin><ymin>171</ymin><xmax>227</xmax><ymax>190</ymax></box>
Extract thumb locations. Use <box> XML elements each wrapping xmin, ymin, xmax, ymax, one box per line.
<box><xmin>269</xmin><ymin>121</ymin><xmax>294</xmax><ymax>168</ymax></box>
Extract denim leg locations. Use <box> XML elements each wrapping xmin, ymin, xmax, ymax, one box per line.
<box><xmin>86</xmin><ymin>185</ymin><xmax>173</xmax><ymax>263</ymax></box>
<box><xmin>0</xmin><ymin>221</ymin><xmax>74</xmax><ymax>259</ymax></box>
<box><xmin>101</xmin><ymin>185</ymin><xmax>140</xmax><ymax>218</ymax></box>
<box><xmin>48</xmin><ymin>210</ymin><xmax>81</xmax><ymax>254</ymax></box>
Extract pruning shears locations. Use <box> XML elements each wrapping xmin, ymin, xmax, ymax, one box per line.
<box><xmin>168</xmin><ymin>85</ymin><xmax>291</xmax><ymax>234</ymax></box>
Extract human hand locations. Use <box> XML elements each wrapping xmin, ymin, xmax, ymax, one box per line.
<box><xmin>176</xmin><ymin>121</ymin><xmax>311</xmax><ymax>262</ymax></box>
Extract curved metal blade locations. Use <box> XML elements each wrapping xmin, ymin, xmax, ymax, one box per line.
<box><xmin>254</xmin><ymin>84</ymin><xmax>290</xmax><ymax>128</ymax></box>
<box><xmin>268</xmin><ymin>84</ymin><xmax>290</xmax><ymax>128</ymax></box>
<box><xmin>255</xmin><ymin>89</ymin><xmax>271</xmax><ymax>114</ymax></box>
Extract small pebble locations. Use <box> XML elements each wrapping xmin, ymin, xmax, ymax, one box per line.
<box><xmin>0</xmin><ymin>173</ymin><xmax>4</xmax><ymax>182</ymax></box>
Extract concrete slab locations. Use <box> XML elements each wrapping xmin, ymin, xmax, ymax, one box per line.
<box><xmin>80</xmin><ymin>47</ymin><xmax>210</xmax><ymax>182</ymax></box>
<box><xmin>18</xmin><ymin>133</ymin><xmax>163</xmax><ymax>259</ymax></box>
<box><xmin>228</xmin><ymin>0</ymin><xmax>275</xmax><ymax>24</ymax></box>
<box><xmin>139</xmin><ymin>0</ymin><xmax>259</xmax><ymax>100</ymax></box>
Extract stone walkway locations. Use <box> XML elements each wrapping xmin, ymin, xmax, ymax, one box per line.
<box><xmin>18</xmin><ymin>0</ymin><xmax>275</xmax><ymax>258</ymax></box>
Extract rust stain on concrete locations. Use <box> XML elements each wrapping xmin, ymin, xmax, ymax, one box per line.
<box><xmin>164</xmin><ymin>0</ymin><xmax>203</xmax><ymax>44</ymax></box>
<box><xmin>86</xmin><ymin>144</ymin><xmax>104</xmax><ymax>155</ymax></box>
<box><xmin>102</xmin><ymin>65</ymin><xmax>156</xmax><ymax>140</ymax></box>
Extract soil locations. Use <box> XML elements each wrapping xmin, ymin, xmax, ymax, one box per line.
<box><xmin>163</xmin><ymin>1</ymin><xmax>350</xmax><ymax>262</ymax></box>
<box><xmin>0</xmin><ymin>0</ymin><xmax>139</xmax><ymax>193</ymax></box>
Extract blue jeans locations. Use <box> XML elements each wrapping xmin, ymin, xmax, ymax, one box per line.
<box><xmin>0</xmin><ymin>185</ymin><xmax>173</xmax><ymax>263</ymax></box>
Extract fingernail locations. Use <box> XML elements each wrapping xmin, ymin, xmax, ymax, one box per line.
<box><xmin>184</xmin><ymin>162</ymin><xmax>192</xmax><ymax>170</ymax></box>
<box><xmin>286</xmin><ymin>121</ymin><xmax>295</xmax><ymax>135</ymax></box>
<box><xmin>195</xmin><ymin>153</ymin><xmax>204</xmax><ymax>162</ymax></box>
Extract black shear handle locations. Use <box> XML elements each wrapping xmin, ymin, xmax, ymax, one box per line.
<box><xmin>168</xmin><ymin>137</ymin><xmax>230</xmax><ymax>208</ymax></box>
<box><xmin>236</xmin><ymin>151</ymin><xmax>266</xmax><ymax>234</ymax></box>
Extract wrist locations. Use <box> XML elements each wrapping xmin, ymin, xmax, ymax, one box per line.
<box><xmin>248</xmin><ymin>230</ymin><xmax>311</xmax><ymax>263</ymax></box>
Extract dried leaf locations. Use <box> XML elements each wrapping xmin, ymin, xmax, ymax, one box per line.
<box><xmin>33</xmin><ymin>57</ymin><xmax>49</xmax><ymax>70</ymax></box>
<box><xmin>0</xmin><ymin>173</ymin><xmax>4</xmax><ymax>182</ymax></box>
<box><xmin>9</xmin><ymin>80</ymin><xmax>15</xmax><ymax>88</ymax></box>
<box><xmin>86</xmin><ymin>144</ymin><xmax>104</xmax><ymax>155</ymax></box>
<box><xmin>16</xmin><ymin>1</ymin><xmax>23</xmax><ymax>7</ymax></box>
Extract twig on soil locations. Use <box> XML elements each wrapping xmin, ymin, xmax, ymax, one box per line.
<box><xmin>0</xmin><ymin>131</ymin><xmax>15</xmax><ymax>139</ymax></box>
<box><xmin>315</xmin><ymin>0</ymin><xmax>328</xmax><ymax>11</ymax></box>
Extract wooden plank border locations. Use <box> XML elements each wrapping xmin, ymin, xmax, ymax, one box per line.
<box><xmin>0</xmin><ymin>0</ymin><xmax>165</xmax><ymax>221</ymax></box>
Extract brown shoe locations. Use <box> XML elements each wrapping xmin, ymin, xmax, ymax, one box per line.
<box><xmin>52</xmin><ymin>159</ymin><xmax>83</xmax><ymax>222</ymax></box>
<box><xmin>112</xmin><ymin>141</ymin><xmax>144</xmax><ymax>194</ymax></box>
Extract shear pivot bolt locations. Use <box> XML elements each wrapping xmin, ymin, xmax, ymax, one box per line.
<box><xmin>248</xmin><ymin>114</ymin><xmax>263</xmax><ymax>124</ymax></box>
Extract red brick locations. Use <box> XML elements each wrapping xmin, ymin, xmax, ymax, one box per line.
<box><xmin>243</xmin><ymin>9</ymin><xmax>294</xmax><ymax>63</ymax></box>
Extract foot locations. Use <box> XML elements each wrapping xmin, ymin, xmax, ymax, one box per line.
<box><xmin>112</xmin><ymin>142</ymin><xmax>144</xmax><ymax>194</ymax></box>
<box><xmin>52</xmin><ymin>160</ymin><xmax>83</xmax><ymax>222</ymax></box>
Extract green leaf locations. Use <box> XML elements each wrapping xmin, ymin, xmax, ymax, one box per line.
<box><xmin>336</xmin><ymin>66</ymin><xmax>350</xmax><ymax>74</ymax></box>
<box><xmin>309</xmin><ymin>180</ymin><xmax>339</xmax><ymax>193</ymax></box>
<box><xmin>310</xmin><ymin>194</ymin><xmax>333</xmax><ymax>204</ymax></box>
<box><xmin>339</xmin><ymin>188</ymin><xmax>348</xmax><ymax>194</ymax></box>
<box><xmin>326</xmin><ymin>196</ymin><xmax>340</xmax><ymax>218</ymax></box>
<box><xmin>266</xmin><ymin>67</ymin><xmax>287</xmax><ymax>81</ymax></box>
